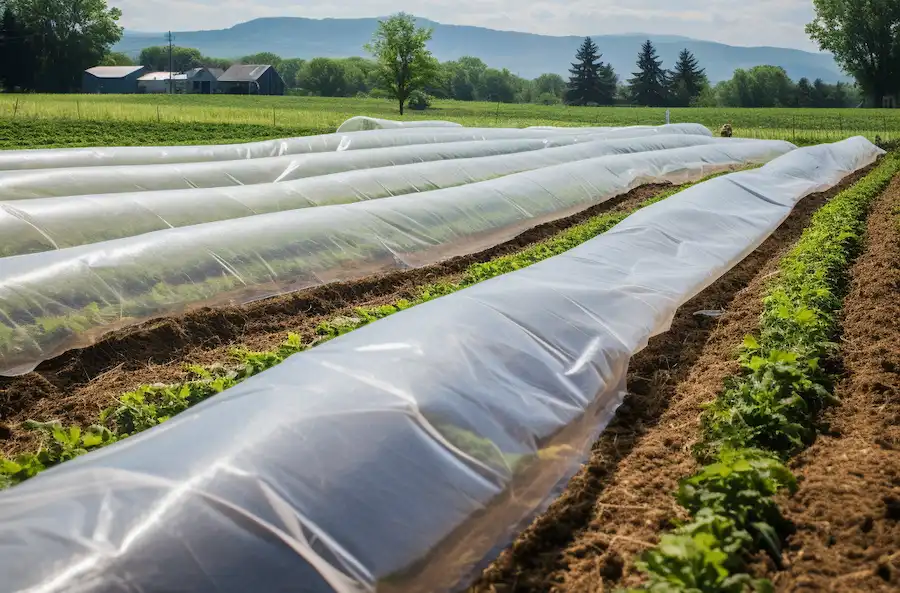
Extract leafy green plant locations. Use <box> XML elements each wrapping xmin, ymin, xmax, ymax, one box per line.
<box><xmin>630</xmin><ymin>154</ymin><xmax>900</xmax><ymax>591</ymax></box>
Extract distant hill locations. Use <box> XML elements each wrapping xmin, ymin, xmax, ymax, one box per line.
<box><xmin>115</xmin><ymin>17</ymin><xmax>850</xmax><ymax>83</ymax></box>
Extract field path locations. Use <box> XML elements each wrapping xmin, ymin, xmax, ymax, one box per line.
<box><xmin>469</xmin><ymin>169</ymin><xmax>869</xmax><ymax>592</ymax></box>
<box><xmin>763</xmin><ymin>174</ymin><xmax>900</xmax><ymax>592</ymax></box>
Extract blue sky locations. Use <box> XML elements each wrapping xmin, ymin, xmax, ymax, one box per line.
<box><xmin>112</xmin><ymin>0</ymin><xmax>820</xmax><ymax>51</ymax></box>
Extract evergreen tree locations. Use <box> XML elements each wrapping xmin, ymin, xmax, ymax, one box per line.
<box><xmin>668</xmin><ymin>49</ymin><xmax>707</xmax><ymax>107</ymax></box>
<box><xmin>627</xmin><ymin>40</ymin><xmax>669</xmax><ymax>106</ymax></box>
<box><xmin>565</xmin><ymin>37</ymin><xmax>616</xmax><ymax>105</ymax></box>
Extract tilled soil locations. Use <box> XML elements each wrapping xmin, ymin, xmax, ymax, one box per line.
<box><xmin>470</xmin><ymin>169</ymin><xmax>870</xmax><ymax>593</ymax></box>
<box><xmin>761</xmin><ymin>175</ymin><xmax>900</xmax><ymax>592</ymax></box>
<box><xmin>0</xmin><ymin>184</ymin><xmax>671</xmax><ymax>456</ymax></box>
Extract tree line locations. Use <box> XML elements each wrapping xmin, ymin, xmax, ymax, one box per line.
<box><xmin>102</xmin><ymin>37</ymin><xmax>859</xmax><ymax>110</ymax></box>
<box><xmin>0</xmin><ymin>1</ymin><xmax>891</xmax><ymax>110</ymax></box>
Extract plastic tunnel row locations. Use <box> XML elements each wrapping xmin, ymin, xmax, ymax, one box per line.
<box><xmin>0</xmin><ymin>137</ymin><xmax>883</xmax><ymax>593</ymax></box>
<box><xmin>0</xmin><ymin>122</ymin><xmax>712</xmax><ymax>171</ymax></box>
<box><xmin>0</xmin><ymin>139</ymin><xmax>795</xmax><ymax>375</ymax></box>
<box><xmin>0</xmin><ymin>124</ymin><xmax>714</xmax><ymax>200</ymax></box>
<box><xmin>0</xmin><ymin>134</ymin><xmax>745</xmax><ymax>255</ymax></box>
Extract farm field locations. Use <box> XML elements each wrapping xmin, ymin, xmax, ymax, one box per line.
<box><xmin>0</xmin><ymin>116</ymin><xmax>897</xmax><ymax>592</ymax></box>
<box><xmin>2</xmin><ymin>94</ymin><xmax>900</xmax><ymax>147</ymax></box>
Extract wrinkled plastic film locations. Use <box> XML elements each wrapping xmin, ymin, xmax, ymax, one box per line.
<box><xmin>0</xmin><ymin>127</ymin><xmax>717</xmax><ymax>200</ymax></box>
<box><xmin>0</xmin><ymin>140</ymin><xmax>795</xmax><ymax>375</ymax></box>
<box><xmin>0</xmin><ymin>138</ymin><xmax>882</xmax><ymax>593</ymax></box>
<box><xmin>335</xmin><ymin>116</ymin><xmax>464</xmax><ymax>132</ymax></box>
<box><xmin>0</xmin><ymin>122</ymin><xmax>712</xmax><ymax>172</ymax></box>
<box><xmin>0</xmin><ymin>134</ymin><xmax>732</xmax><ymax>255</ymax></box>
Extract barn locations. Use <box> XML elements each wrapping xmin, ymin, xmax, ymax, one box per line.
<box><xmin>217</xmin><ymin>65</ymin><xmax>285</xmax><ymax>96</ymax></box>
<box><xmin>82</xmin><ymin>66</ymin><xmax>148</xmax><ymax>94</ymax></box>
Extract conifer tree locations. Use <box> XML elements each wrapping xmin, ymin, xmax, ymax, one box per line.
<box><xmin>668</xmin><ymin>48</ymin><xmax>708</xmax><ymax>107</ymax></box>
<box><xmin>565</xmin><ymin>37</ymin><xmax>617</xmax><ymax>105</ymax></box>
<box><xmin>627</xmin><ymin>40</ymin><xmax>669</xmax><ymax>106</ymax></box>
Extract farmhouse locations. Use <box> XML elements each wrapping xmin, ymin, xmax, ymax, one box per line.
<box><xmin>217</xmin><ymin>65</ymin><xmax>285</xmax><ymax>95</ymax></box>
<box><xmin>82</xmin><ymin>65</ymin><xmax>148</xmax><ymax>94</ymax></box>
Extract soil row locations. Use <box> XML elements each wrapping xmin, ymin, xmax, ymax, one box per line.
<box><xmin>0</xmin><ymin>184</ymin><xmax>670</xmax><ymax>455</ymax></box>
<box><xmin>760</xmin><ymin>173</ymin><xmax>900</xmax><ymax>592</ymax></box>
<box><xmin>469</xmin><ymin>169</ymin><xmax>870</xmax><ymax>592</ymax></box>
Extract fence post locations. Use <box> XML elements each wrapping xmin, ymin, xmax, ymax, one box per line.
<box><xmin>838</xmin><ymin>113</ymin><xmax>843</xmax><ymax>136</ymax></box>
<box><xmin>77</xmin><ymin>101</ymin><xmax>80</xmax><ymax>120</ymax></box>
<box><xmin>273</xmin><ymin>107</ymin><xmax>276</xmax><ymax>127</ymax></box>
<box><xmin>792</xmin><ymin>115</ymin><xmax>796</xmax><ymax>143</ymax></box>
<box><xmin>157</xmin><ymin>105</ymin><xmax>161</xmax><ymax>123</ymax></box>
<box><xmin>13</xmin><ymin>97</ymin><xmax>18</xmax><ymax>118</ymax></box>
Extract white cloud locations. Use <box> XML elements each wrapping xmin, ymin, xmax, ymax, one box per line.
<box><xmin>110</xmin><ymin>0</ymin><xmax>820</xmax><ymax>51</ymax></box>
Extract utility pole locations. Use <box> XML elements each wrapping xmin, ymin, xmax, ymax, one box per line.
<box><xmin>167</xmin><ymin>31</ymin><xmax>173</xmax><ymax>94</ymax></box>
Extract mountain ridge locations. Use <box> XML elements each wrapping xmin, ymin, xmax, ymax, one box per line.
<box><xmin>114</xmin><ymin>16</ymin><xmax>849</xmax><ymax>83</ymax></box>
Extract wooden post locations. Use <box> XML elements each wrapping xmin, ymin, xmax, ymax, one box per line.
<box><xmin>157</xmin><ymin>105</ymin><xmax>161</xmax><ymax>123</ymax></box>
<box><xmin>273</xmin><ymin>107</ymin><xmax>276</xmax><ymax>127</ymax></box>
<box><xmin>77</xmin><ymin>101</ymin><xmax>80</xmax><ymax>119</ymax></box>
<box><xmin>13</xmin><ymin>97</ymin><xmax>18</xmax><ymax>118</ymax></box>
<box><xmin>792</xmin><ymin>115</ymin><xmax>796</xmax><ymax>143</ymax></box>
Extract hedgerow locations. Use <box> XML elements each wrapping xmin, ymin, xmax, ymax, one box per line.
<box><xmin>628</xmin><ymin>154</ymin><xmax>900</xmax><ymax>592</ymax></box>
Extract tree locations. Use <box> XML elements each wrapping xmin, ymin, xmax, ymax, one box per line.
<box><xmin>628</xmin><ymin>40</ymin><xmax>669</xmax><ymax>106</ymax></box>
<box><xmin>796</xmin><ymin>77</ymin><xmax>813</xmax><ymax>107</ymax></box>
<box><xmin>479</xmin><ymin>67</ymin><xmax>517</xmax><ymax>103</ymax></box>
<box><xmin>533</xmin><ymin>73</ymin><xmax>566</xmax><ymax>100</ymax></box>
<box><xmin>239</xmin><ymin>52</ymin><xmax>282</xmax><ymax>68</ymax></box>
<box><xmin>365</xmin><ymin>13</ymin><xmax>438</xmax><ymax>114</ymax></box>
<box><xmin>668</xmin><ymin>49</ymin><xmax>707</xmax><ymax>107</ymax></box>
<box><xmin>565</xmin><ymin>37</ymin><xmax>616</xmax><ymax>106</ymax></box>
<box><xmin>139</xmin><ymin>46</ymin><xmax>203</xmax><ymax>72</ymax></box>
<box><xmin>718</xmin><ymin>65</ymin><xmax>795</xmax><ymax>107</ymax></box>
<box><xmin>277</xmin><ymin>58</ymin><xmax>305</xmax><ymax>88</ymax></box>
<box><xmin>301</xmin><ymin>58</ymin><xmax>348</xmax><ymax>96</ymax></box>
<box><xmin>99</xmin><ymin>51</ymin><xmax>134</xmax><ymax>66</ymax></box>
<box><xmin>6</xmin><ymin>0</ymin><xmax>122</xmax><ymax>92</ymax></box>
<box><xmin>807</xmin><ymin>0</ymin><xmax>900</xmax><ymax>105</ymax></box>
<box><xmin>0</xmin><ymin>5</ymin><xmax>35</xmax><ymax>90</ymax></box>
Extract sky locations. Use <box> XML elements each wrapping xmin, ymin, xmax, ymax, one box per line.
<box><xmin>112</xmin><ymin>0</ymin><xmax>821</xmax><ymax>51</ymax></box>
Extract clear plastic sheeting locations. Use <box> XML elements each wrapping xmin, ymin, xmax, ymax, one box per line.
<box><xmin>0</xmin><ymin>122</ymin><xmax>712</xmax><ymax>172</ymax></box>
<box><xmin>0</xmin><ymin>140</ymin><xmax>795</xmax><ymax>376</ymax></box>
<box><xmin>0</xmin><ymin>134</ymin><xmax>731</xmax><ymax>255</ymax></box>
<box><xmin>0</xmin><ymin>126</ymin><xmax>715</xmax><ymax>200</ymax></box>
<box><xmin>335</xmin><ymin>116</ymin><xmax>463</xmax><ymax>132</ymax></box>
<box><xmin>0</xmin><ymin>137</ymin><xmax>881</xmax><ymax>593</ymax></box>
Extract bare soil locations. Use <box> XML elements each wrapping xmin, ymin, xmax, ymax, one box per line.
<box><xmin>759</xmin><ymin>174</ymin><xmax>900</xmax><ymax>592</ymax></box>
<box><xmin>0</xmin><ymin>184</ymin><xmax>670</xmax><ymax>456</ymax></box>
<box><xmin>469</xmin><ymin>169</ymin><xmax>870</xmax><ymax>592</ymax></box>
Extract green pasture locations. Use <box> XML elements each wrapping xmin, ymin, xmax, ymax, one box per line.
<box><xmin>1</xmin><ymin>94</ymin><xmax>899</xmax><ymax>148</ymax></box>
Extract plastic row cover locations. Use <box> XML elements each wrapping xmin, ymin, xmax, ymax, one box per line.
<box><xmin>0</xmin><ymin>134</ymin><xmax>730</xmax><ymax>255</ymax></box>
<box><xmin>335</xmin><ymin>116</ymin><xmax>464</xmax><ymax>132</ymax></box>
<box><xmin>0</xmin><ymin>122</ymin><xmax>712</xmax><ymax>171</ymax></box>
<box><xmin>0</xmin><ymin>137</ymin><xmax>882</xmax><ymax>593</ymax></box>
<box><xmin>0</xmin><ymin>140</ymin><xmax>794</xmax><ymax>376</ymax></box>
<box><xmin>0</xmin><ymin>126</ymin><xmax>715</xmax><ymax>200</ymax></box>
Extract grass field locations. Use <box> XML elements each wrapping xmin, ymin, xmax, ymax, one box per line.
<box><xmin>1</xmin><ymin>94</ymin><xmax>900</xmax><ymax>148</ymax></box>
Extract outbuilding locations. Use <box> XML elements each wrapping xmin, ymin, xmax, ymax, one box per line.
<box><xmin>82</xmin><ymin>65</ymin><xmax>148</xmax><ymax>94</ymax></box>
<box><xmin>185</xmin><ymin>68</ymin><xmax>221</xmax><ymax>94</ymax></box>
<box><xmin>137</xmin><ymin>72</ymin><xmax>187</xmax><ymax>94</ymax></box>
<box><xmin>217</xmin><ymin>65</ymin><xmax>285</xmax><ymax>95</ymax></box>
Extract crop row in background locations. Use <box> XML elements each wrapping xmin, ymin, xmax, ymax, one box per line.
<box><xmin>1</xmin><ymin>95</ymin><xmax>900</xmax><ymax>146</ymax></box>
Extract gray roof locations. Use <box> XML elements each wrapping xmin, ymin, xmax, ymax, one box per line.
<box><xmin>208</xmin><ymin>68</ymin><xmax>225</xmax><ymax>79</ymax></box>
<box><xmin>85</xmin><ymin>65</ymin><xmax>146</xmax><ymax>78</ymax></box>
<box><xmin>218</xmin><ymin>65</ymin><xmax>273</xmax><ymax>82</ymax></box>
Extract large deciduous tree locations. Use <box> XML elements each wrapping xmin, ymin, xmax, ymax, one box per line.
<box><xmin>565</xmin><ymin>37</ymin><xmax>617</xmax><ymax>105</ymax></box>
<box><xmin>628</xmin><ymin>40</ymin><xmax>669</xmax><ymax>106</ymax></box>
<box><xmin>806</xmin><ymin>0</ymin><xmax>900</xmax><ymax>105</ymax></box>
<box><xmin>139</xmin><ymin>46</ymin><xmax>203</xmax><ymax>72</ymax></box>
<box><xmin>668</xmin><ymin>48</ymin><xmax>707</xmax><ymax>107</ymax></box>
<box><xmin>4</xmin><ymin>0</ymin><xmax>122</xmax><ymax>91</ymax></box>
<box><xmin>365</xmin><ymin>12</ymin><xmax>438</xmax><ymax>114</ymax></box>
